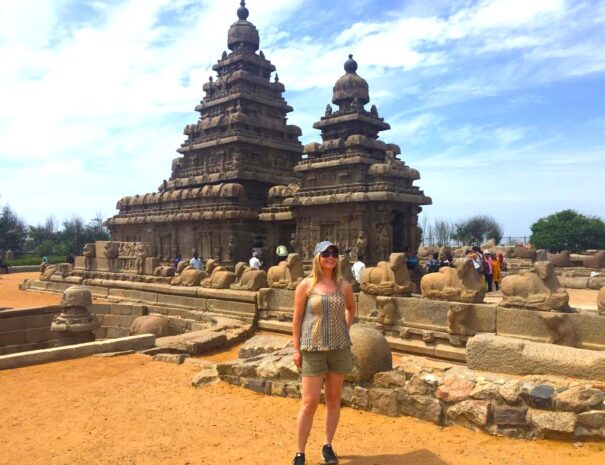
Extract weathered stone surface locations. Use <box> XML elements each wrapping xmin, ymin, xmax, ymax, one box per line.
<box><xmin>527</xmin><ymin>409</ymin><xmax>576</xmax><ymax>434</ymax></box>
<box><xmin>558</xmin><ymin>277</ymin><xmax>589</xmax><ymax>289</ymax></box>
<box><xmin>372</xmin><ymin>369</ymin><xmax>407</xmax><ymax>388</ymax></box>
<box><xmin>577</xmin><ymin>410</ymin><xmax>605</xmax><ymax>429</ymax></box>
<box><xmin>191</xmin><ymin>366</ymin><xmax>219</xmax><ymax>387</ymax></box>
<box><xmin>155</xmin><ymin>330</ymin><xmax>228</xmax><ymax>355</ymax></box>
<box><xmin>238</xmin><ymin>335</ymin><xmax>291</xmax><ymax>359</ymax></box>
<box><xmin>420</xmin><ymin>260</ymin><xmax>485</xmax><ymax>303</ymax></box>
<box><xmin>350</xmin><ymin>386</ymin><xmax>369</xmax><ymax>409</ymax></box>
<box><xmin>346</xmin><ymin>325</ymin><xmax>392</xmax><ymax>382</ymax></box>
<box><xmin>399</xmin><ymin>395</ymin><xmax>442</xmax><ymax>423</ymax></box>
<box><xmin>435</xmin><ymin>376</ymin><xmax>475</xmax><ymax>403</ymax></box>
<box><xmin>598</xmin><ymin>287</ymin><xmax>605</xmax><ymax>315</ymax></box>
<box><xmin>467</xmin><ymin>334</ymin><xmax>605</xmax><ymax>380</ymax></box>
<box><xmin>369</xmin><ymin>388</ymin><xmax>400</xmax><ymax>417</ymax></box>
<box><xmin>525</xmin><ymin>385</ymin><xmax>555</xmax><ymax>409</ymax></box>
<box><xmin>129</xmin><ymin>315</ymin><xmax>171</xmax><ymax>337</ymax></box>
<box><xmin>360</xmin><ymin>253</ymin><xmax>412</xmax><ymax>296</ymax></box>
<box><xmin>588</xmin><ymin>277</ymin><xmax>605</xmax><ymax>291</ymax></box>
<box><xmin>153</xmin><ymin>353</ymin><xmax>188</xmax><ymax>364</ymax></box>
<box><xmin>493</xmin><ymin>405</ymin><xmax>527</xmax><ymax>427</ymax></box>
<box><xmin>446</xmin><ymin>400</ymin><xmax>490</xmax><ymax>426</ymax></box>
<box><xmin>470</xmin><ymin>382</ymin><xmax>501</xmax><ymax>401</ymax></box>
<box><xmin>555</xmin><ymin>386</ymin><xmax>605</xmax><ymax>413</ymax></box>
<box><xmin>403</xmin><ymin>374</ymin><xmax>429</xmax><ymax>395</ymax></box>
<box><xmin>499</xmin><ymin>380</ymin><xmax>521</xmax><ymax>404</ymax></box>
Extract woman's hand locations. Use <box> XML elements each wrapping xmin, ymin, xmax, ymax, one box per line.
<box><xmin>293</xmin><ymin>350</ymin><xmax>302</xmax><ymax>368</ymax></box>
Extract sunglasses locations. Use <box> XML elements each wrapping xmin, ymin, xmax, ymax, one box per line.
<box><xmin>320</xmin><ymin>250</ymin><xmax>339</xmax><ymax>258</ymax></box>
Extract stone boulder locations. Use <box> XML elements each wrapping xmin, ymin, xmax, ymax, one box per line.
<box><xmin>346</xmin><ymin>325</ymin><xmax>392</xmax><ymax>382</ymax></box>
<box><xmin>466</xmin><ymin>334</ymin><xmax>605</xmax><ymax>380</ymax></box>
<box><xmin>129</xmin><ymin>315</ymin><xmax>171</xmax><ymax>337</ymax></box>
<box><xmin>238</xmin><ymin>335</ymin><xmax>291</xmax><ymax>359</ymax></box>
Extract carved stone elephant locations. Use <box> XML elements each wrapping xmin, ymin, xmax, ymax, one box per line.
<box><xmin>360</xmin><ymin>253</ymin><xmax>412</xmax><ymax>296</ymax></box>
<box><xmin>420</xmin><ymin>259</ymin><xmax>485</xmax><ymax>303</ymax></box>
<box><xmin>267</xmin><ymin>253</ymin><xmax>305</xmax><ymax>290</ymax></box>
<box><xmin>500</xmin><ymin>261</ymin><xmax>570</xmax><ymax>311</ymax></box>
<box><xmin>230</xmin><ymin>262</ymin><xmax>268</xmax><ymax>291</ymax></box>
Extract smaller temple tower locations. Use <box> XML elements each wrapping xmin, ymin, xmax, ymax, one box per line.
<box><xmin>262</xmin><ymin>55</ymin><xmax>431</xmax><ymax>264</ymax></box>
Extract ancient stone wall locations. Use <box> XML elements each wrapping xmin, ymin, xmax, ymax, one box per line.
<box><xmin>0</xmin><ymin>306</ymin><xmax>62</xmax><ymax>355</ymax></box>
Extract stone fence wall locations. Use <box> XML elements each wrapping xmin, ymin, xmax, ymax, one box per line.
<box><xmin>0</xmin><ymin>306</ymin><xmax>62</xmax><ymax>355</ymax></box>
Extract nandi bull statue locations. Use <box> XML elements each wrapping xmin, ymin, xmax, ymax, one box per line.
<box><xmin>360</xmin><ymin>253</ymin><xmax>412</xmax><ymax>296</ymax></box>
<box><xmin>500</xmin><ymin>261</ymin><xmax>570</xmax><ymax>312</ymax></box>
<box><xmin>420</xmin><ymin>259</ymin><xmax>485</xmax><ymax>303</ymax></box>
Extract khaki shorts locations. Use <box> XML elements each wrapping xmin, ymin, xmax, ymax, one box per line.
<box><xmin>301</xmin><ymin>347</ymin><xmax>352</xmax><ymax>377</ymax></box>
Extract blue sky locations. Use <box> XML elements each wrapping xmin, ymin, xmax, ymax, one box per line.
<box><xmin>0</xmin><ymin>0</ymin><xmax>603</xmax><ymax>237</ymax></box>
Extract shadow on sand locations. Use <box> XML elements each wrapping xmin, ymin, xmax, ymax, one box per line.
<box><xmin>337</xmin><ymin>449</ymin><xmax>449</xmax><ymax>465</ymax></box>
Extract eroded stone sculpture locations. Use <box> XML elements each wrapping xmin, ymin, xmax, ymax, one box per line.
<box><xmin>376</xmin><ymin>296</ymin><xmax>397</xmax><ymax>326</ymax></box>
<box><xmin>512</xmin><ymin>244</ymin><xmax>537</xmax><ymax>260</ymax></box>
<box><xmin>129</xmin><ymin>315</ymin><xmax>171</xmax><ymax>337</ymax></box>
<box><xmin>538</xmin><ymin>313</ymin><xmax>576</xmax><ymax>347</ymax></box>
<box><xmin>420</xmin><ymin>259</ymin><xmax>485</xmax><ymax>303</ymax></box>
<box><xmin>170</xmin><ymin>265</ymin><xmax>206</xmax><ymax>286</ymax></box>
<box><xmin>201</xmin><ymin>259</ymin><xmax>237</xmax><ymax>289</ymax></box>
<box><xmin>548</xmin><ymin>250</ymin><xmax>573</xmax><ymax>267</ymax></box>
<box><xmin>447</xmin><ymin>303</ymin><xmax>474</xmax><ymax>336</ymax></box>
<box><xmin>230</xmin><ymin>262</ymin><xmax>268</xmax><ymax>291</ymax></box>
<box><xmin>153</xmin><ymin>265</ymin><xmax>176</xmax><ymax>277</ymax></box>
<box><xmin>360</xmin><ymin>253</ymin><xmax>412</xmax><ymax>296</ymax></box>
<box><xmin>500</xmin><ymin>261</ymin><xmax>570</xmax><ymax>311</ymax></box>
<box><xmin>83</xmin><ymin>243</ymin><xmax>95</xmax><ymax>271</ymax></box>
<box><xmin>598</xmin><ymin>287</ymin><xmax>605</xmax><ymax>315</ymax></box>
<box><xmin>51</xmin><ymin>286</ymin><xmax>100</xmax><ymax>345</ymax></box>
<box><xmin>339</xmin><ymin>254</ymin><xmax>359</xmax><ymax>291</ymax></box>
<box><xmin>267</xmin><ymin>253</ymin><xmax>305</xmax><ymax>290</ymax></box>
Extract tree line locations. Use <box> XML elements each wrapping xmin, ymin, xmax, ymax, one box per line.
<box><xmin>422</xmin><ymin>210</ymin><xmax>605</xmax><ymax>253</ymax></box>
<box><xmin>0</xmin><ymin>198</ymin><xmax>109</xmax><ymax>258</ymax></box>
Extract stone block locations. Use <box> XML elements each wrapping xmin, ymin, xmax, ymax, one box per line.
<box><xmin>107</xmin><ymin>327</ymin><xmax>130</xmax><ymax>339</ymax></box>
<box><xmin>446</xmin><ymin>400</ymin><xmax>491</xmax><ymax>427</ymax></box>
<box><xmin>90</xmin><ymin>287</ymin><xmax>109</xmax><ymax>299</ymax></box>
<box><xmin>351</xmin><ymin>386</ymin><xmax>369</xmax><ymax>410</ymax></box>
<box><xmin>89</xmin><ymin>304</ymin><xmax>111</xmax><ymax>315</ymax></box>
<box><xmin>25</xmin><ymin>327</ymin><xmax>54</xmax><ymax>344</ymax></box>
<box><xmin>527</xmin><ymin>409</ymin><xmax>576</xmax><ymax>434</ymax></box>
<box><xmin>257</xmin><ymin>288</ymin><xmax>296</xmax><ymax>312</ymax></box>
<box><xmin>524</xmin><ymin>385</ymin><xmax>554</xmax><ymax>409</ymax></box>
<box><xmin>588</xmin><ymin>277</ymin><xmax>605</xmax><ymax>290</ymax></box>
<box><xmin>207</xmin><ymin>299</ymin><xmax>256</xmax><ymax>315</ymax></box>
<box><xmin>398</xmin><ymin>297</ymin><xmax>449</xmax><ymax>332</ymax></box>
<box><xmin>369</xmin><ymin>388</ymin><xmax>400</xmax><ymax>417</ymax></box>
<box><xmin>191</xmin><ymin>366</ymin><xmax>219</xmax><ymax>388</ymax></box>
<box><xmin>157</xmin><ymin>293</ymin><xmax>202</xmax><ymax>309</ymax></box>
<box><xmin>98</xmin><ymin>334</ymin><xmax>155</xmax><ymax>352</ymax></box>
<box><xmin>577</xmin><ymin>410</ymin><xmax>605</xmax><ymax>429</ymax></box>
<box><xmin>238</xmin><ymin>335</ymin><xmax>291</xmax><ymax>358</ymax></box>
<box><xmin>372</xmin><ymin>369</ymin><xmax>407</xmax><ymax>388</ymax></box>
<box><xmin>1</xmin><ymin>313</ymin><xmax>55</xmax><ymax>331</ymax></box>
<box><xmin>398</xmin><ymin>395</ymin><xmax>442</xmax><ymax>424</ymax></box>
<box><xmin>124</xmin><ymin>290</ymin><xmax>158</xmax><ymax>304</ymax></box>
<box><xmin>467</xmin><ymin>334</ymin><xmax>605</xmax><ymax>380</ymax></box>
<box><xmin>435</xmin><ymin>376</ymin><xmax>475</xmax><ymax>403</ymax></box>
<box><xmin>493</xmin><ymin>406</ymin><xmax>527</xmax><ymax>427</ymax></box>
<box><xmin>153</xmin><ymin>353</ymin><xmax>189</xmax><ymax>364</ymax></box>
<box><xmin>499</xmin><ymin>380</ymin><xmax>521</xmax><ymax>404</ymax></box>
<box><xmin>102</xmin><ymin>314</ymin><xmax>122</xmax><ymax>327</ymax></box>
<box><xmin>0</xmin><ymin>330</ymin><xmax>27</xmax><ymax>347</ymax></box>
<box><xmin>108</xmin><ymin>288</ymin><xmax>127</xmax><ymax>299</ymax></box>
<box><xmin>558</xmin><ymin>277</ymin><xmax>589</xmax><ymax>289</ymax></box>
<box><xmin>109</xmin><ymin>304</ymin><xmax>133</xmax><ymax>315</ymax></box>
<box><xmin>555</xmin><ymin>386</ymin><xmax>605</xmax><ymax>413</ymax></box>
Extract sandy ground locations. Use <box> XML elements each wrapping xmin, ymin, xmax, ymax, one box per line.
<box><xmin>1</xmin><ymin>272</ymin><xmax>604</xmax><ymax>465</ymax></box>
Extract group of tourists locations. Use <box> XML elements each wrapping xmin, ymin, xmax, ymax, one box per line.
<box><xmin>466</xmin><ymin>246</ymin><xmax>507</xmax><ymax>292</ymax></box>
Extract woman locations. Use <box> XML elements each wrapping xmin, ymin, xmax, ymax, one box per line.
<box><xmin>292</xmin><ymin>241</ymin><xmax>356</xmax><ymax>465</ymax></box>
<box><xmin>492</xmin><ymin>252</ymin><xmax>501</xmax><ymax>291</ymax></box>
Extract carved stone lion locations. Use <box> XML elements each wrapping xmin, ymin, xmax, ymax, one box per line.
<box><xmin>230</xmin><ymin>262</ymin><xmax>268</xmax><ymax>291</ymax></box>
<box><xmin>500</xmin><ymin>261</ymin><xmax>570</xmax><ymax>311</ymax></box>
<box><xmin>201</xmin><ymin>259</ymin><xmax>237</xmax><ymax>289</ymax></box>
<box><xmin>584</xmin><ymin>251</ymin><xmax>605</xmax><ymax>269</ymax></box>
<box><xmin>267</xmin><ymin>253</ymin><xmax>305</xmax><ymax>290</ymax></box>
<box><xmin>420</xmin><ymin>259</ymin><xmax>485</xmax><ymax>303</ymax></box>
<box><xmin>360</xmin><ymin>253</ymin><xmax>412</xmax><ymax>296</ymax></box>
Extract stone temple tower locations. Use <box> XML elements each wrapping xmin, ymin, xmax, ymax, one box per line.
<box><xmin>106</xmin><ymin>2</ymin><xmax>303</xmax><ymax>265</ymax></box>
<box><xmin>261</xmin><ymin>55</ymin><xmax>431</xmax><ymax>264</ymax></box>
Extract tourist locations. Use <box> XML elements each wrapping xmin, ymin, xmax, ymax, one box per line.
<box><xmin>425</xmin><ymin>252</ymin><xmax>441</xmax><ymax>273</ymax></box>
<box><xmin>249</xmin><ymin>251</ymin><xmax>262</xmax><ymax>270</ymax></box>
<box><xmin>497</xmin><ymin>253</ymin><xmax>508</xmax><ymax>272</ymax></box>
<box><xmin>173</xmin><ymin>254</ymin><xmax>182</xmax><ymax>269</ymax></box>
<box><xmin>484</xmin><ymin>252</ymin><xmax>494</xmax><ymax>292</ymax></box>
<box><xmin>66</xmin><ymin>254</ymin><xmax>75</xmax><ymax>266</ymax></box>
<box><xmin>404</xmin><ymin>246</ymin><xmax>419</xmax><ymax>270</ymax></box>
<box><xmin>351</xmin><ymin>254</ymin><xmax>365</xmax><ymax>282</ymax></box>
<box><xmin>291</xmin><ymin>241</ymin><xmax>356</xmax><ymax>465</ymax></box>
<box><xmin>492</xmin><ymin>252</ymin><xmax>501</xmax><ymax>291</ymax></box>
<box><xmin>0</xmin><ymin>254</ymin><xmax>9</xmax><ymax>274</ymax></box>
<box><xmin>189</xmin><ymin>253</ymin><xmax>203</xmax><ymax>270</ymax></box>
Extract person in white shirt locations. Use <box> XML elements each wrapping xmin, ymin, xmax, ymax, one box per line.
<box><xmin>249</xmin><ymin>251</ymin><xmax>262</xmax><ymax>270</ymax></box>
<box><xmin>351</xmin><ymin>254</ymin><xmax>365</xmax><ymax>283</ymax></box>
<box><xmin>189</xmin><ymin>253</ymin><xmax>203</xmax><ymax>270</ymax></box>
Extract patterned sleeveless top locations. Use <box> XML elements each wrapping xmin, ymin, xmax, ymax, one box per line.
<box><xmin>300</xmin><ymin>280</ymin><xmax>351</xmax><ymax>351</ymax></box>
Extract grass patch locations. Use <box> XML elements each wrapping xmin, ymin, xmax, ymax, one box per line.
<box><xmin>5</xmin><ymin>256</ymin><xmax>66</xmax><ymax>267</ymax></box>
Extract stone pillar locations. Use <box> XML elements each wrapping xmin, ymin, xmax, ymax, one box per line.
<box><xmin>50</xmin><ymin>286</ymin><xmax>100</xmax><ymax>346</ymax></box>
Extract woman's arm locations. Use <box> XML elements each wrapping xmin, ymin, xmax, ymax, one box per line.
<box><xmin>342</xmin><ymin>280</ymin><xmax>356</xmax><ymax>329</ymax></box>
<box><xmin>292</xmin><ymin>279</ymin><xmax>309</xmax><ymax>367</ymax></box>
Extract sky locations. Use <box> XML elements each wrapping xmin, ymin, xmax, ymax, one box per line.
<box><xmin>0</xmin><ymin>0</ymin><xmax>604</xmax><ymax>238</ymax></box>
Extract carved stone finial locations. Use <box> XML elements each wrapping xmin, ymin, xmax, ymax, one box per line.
<box><xmin>370</xmin><ymin>104</ymin><xmax>378</xmax><ymax>116</ymax></box>
<box><xmin>325</xmin><ymin>104</ymin><xmax>333</xmax><ymax>117</ymax></box>
<box><xmin>344</xmin><ymin>54</ymin><xmax>358</xmax><ymax>74</ymax></box>
<box><xmin>237</xmin><ymin>1</ymin><xmax>249</xmax><ymax>20</ymax></box>
<box><xmin>274</xmin><ymin>73</ymin><xmax>279</xmax><ymax>82</ymax></box>
<box><xmin>259</xmin><ymin>50</ymin><xmax>265</xmax><ymax>59</ymax></box>
<box><xmin>222</xmin><ymin>51</ymin><xmax>228</xmax><ymax>60</ymax></box>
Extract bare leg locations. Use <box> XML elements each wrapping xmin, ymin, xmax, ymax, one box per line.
<box><xmin>296</xmin><ymin>375</ymin><xmax>324</xmax><ymax>453</ymax></box>
<box><xmin>324</xmin><ymin>371</ymin><xmax>345</xmax><ymax>445</ymax></box>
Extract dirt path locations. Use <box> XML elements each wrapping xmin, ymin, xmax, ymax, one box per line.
<box><xmin>0</xmin><ymin>272</ymin><xmax>61</xmax><ymax>308</ymax></box>
<box><xmin>0</xmin><ymin>354</ymin><xmax>603</xmax><ymax>465</ymax></box>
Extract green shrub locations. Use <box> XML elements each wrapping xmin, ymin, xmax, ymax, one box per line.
<box><xmin>5</xmin><ymin>255</ymin><xmax>65</xmax><ymax>267</ymax></box>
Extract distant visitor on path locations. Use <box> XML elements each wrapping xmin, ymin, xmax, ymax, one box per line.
<box><xmin>425</xmin><ymin>253</ymin><xmax>441</xmax><ymax>273</ymax></box>
<box><xmin>484</xmin><ymin>252</ymin><xmax>494</xmax><ymax>292</ymax></box>
<box><xmin>291</xmin><ymin>241</ymin><xmax>356</xmax><ymax>465</ymax></box>
<box><xmin>189</xmin><ymin>253</ymin><xmax>203</xmax><ymax>270</ymax></box>
<box><xmin>249</xmin><ymin>251</ymin><xmax>262</xmax><ymax>270</ymax></box>
<box><xmin>351</xmin><ymin>254</ymin><xmax>365</xmax><ymax>282</ymax></box>
<box><xmin>492</xmin><ymin>252</ymin><xmax>501</xmax><ymax>291</ymax></box>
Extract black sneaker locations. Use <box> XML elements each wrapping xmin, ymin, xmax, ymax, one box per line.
<box><xmin>292</xmin><ymin>452</ymin><xmax>305</xmax><ymax>465</ymax></box>
<box><xmin>322</xmin><ymin>444</ymin><xmax>338</xmax><ymax>464</ymax></box>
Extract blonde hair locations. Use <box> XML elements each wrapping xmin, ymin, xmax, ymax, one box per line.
<box><xmin>308</xmin><ymin>251</ymin><xmax>341</xmax><ymax>293</ymax></box>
